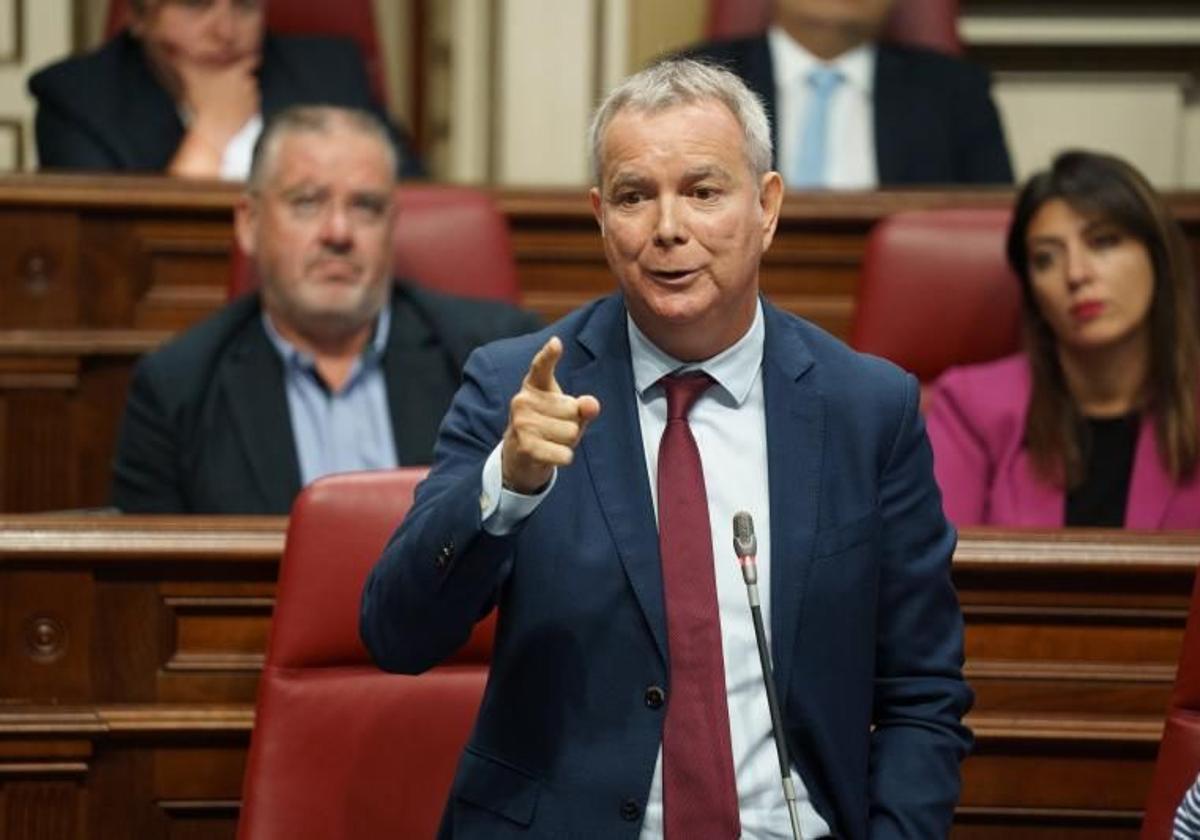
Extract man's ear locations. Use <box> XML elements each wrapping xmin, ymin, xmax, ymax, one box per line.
<box><xmin>758</xmin><ymin>171</ymin><xmax>784</xmax><ymax>252</ymax></box>
<box><xmin>233</xmin><ymin>194</ymin><xmax>258</xmax><ymax>257</ymax></box>
<box><xmin>589</xmin><ymin>186</ymin><xmax>605</xmax><ymax>237</ymax></box>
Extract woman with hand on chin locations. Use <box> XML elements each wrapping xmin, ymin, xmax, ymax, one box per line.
<box><xmin>926</xmin><ymin>150</ymin><xmax>1200</xmax><ymax>528</ymax></box>
<box><xmin>29</xmin><ymin>0</ymin><xmax>422</xmax><ymax>179</ymax></box>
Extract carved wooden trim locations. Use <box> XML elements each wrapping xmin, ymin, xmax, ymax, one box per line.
<box><xmin>0</xmin><ymin>517</ymin><xmax>286</xmax><ymax>561</ymax></box>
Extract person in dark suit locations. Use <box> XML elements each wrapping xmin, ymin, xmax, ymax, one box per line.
<box><xmin>28</xmin><ymin>0</ymin><xmax>422</xmax><ymax>179</ymax></box>
<box><xmin>111</xmin><ymin>105</ymin><xmax>538</xmax><ymax>514</ymax></box>
<box><xmin>361</xmin><ymin>60</ymin><xmax>970</xmax><ymax>839</ymax></box>
<box><xmin>681</xmin><ymin>0</ymin><xmax>1012</xmax><ymax>187</ymax></box>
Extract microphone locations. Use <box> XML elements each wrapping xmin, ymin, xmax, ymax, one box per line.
<box><xmin>732</xmin><ymin>511</ymin><xmax>802</xmax><ymax>840</ymax></box>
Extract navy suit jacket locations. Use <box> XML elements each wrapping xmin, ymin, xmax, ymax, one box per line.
<box><xmin>361</xmin><ymin>294</ymin><xmax>972</xmax><ymax>839</ymax></box>
<box><xmin>112</xmin><ymin>284</ymin><xmax>539</xmax><ymax>514</ymax></box>
<box><xmin>682</xmin><ymin>34</ymin><xmax>1013</xmax><ymax>185</ymax></box>
<box><xmin>29</xmin><ymin>30</ymin><xmax>424</xmax><ymax>178</ymax></box>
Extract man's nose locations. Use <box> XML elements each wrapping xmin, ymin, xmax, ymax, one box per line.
<box><xmin>652</xmin><ymin>195</ymin><xmax>689</xmax><ymax>247</ymax></box>
<box><xmin>319</xmin><ymin>205</ymin><xmax>354</xmax><ymax>250</ymax></box>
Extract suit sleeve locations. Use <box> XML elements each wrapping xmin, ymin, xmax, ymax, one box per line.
<box><xmin>33</xmin><ymin>98</ymin><xmax>119</xmax><ymax>171</ymax></box>
<box><xmin>924</xmin><ymin>372</ymin><xmax>991</xmax><ymax>526</ymax></box>
<box><xmin>868</xmin><ymin>373</ymin><xmax>973</xmax><ymax>838</ymax></box>
<box><xmin>111</xmin><ymin>356</ymin><xmax>189</xmax><ymax>513</ymax></box>
<box><xmin>950</xmin><ymin>63</ymin><xmax>1013</xmax><ymax>184</ymax></box>
<box><xmin>360</xmin><ymin>344</ymin><xmax>521</xmax><ymax>673</ymax></box>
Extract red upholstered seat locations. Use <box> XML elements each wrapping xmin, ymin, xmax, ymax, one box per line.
<box><xmin>237</xmin><ymin>469</ymin><xmax>494</xmax><ymax>840</ymax></box>
<box><xmin>705</xmin><ymin>0</ymin><xmax>962</xmax><ymax>56</ymax></box>
<box><xmin>229</xmin><ymin>184</ymin><xmax>523</xmax><ymax>304</ymax></box>
<box><xmin>850</xmin><ymin>208</ymin><xmax>1022</xmax><ymax>386</ymax></box>
<box><xmin>106</xmin><ymin>0</ymin><xmax>388</xmax><ymax>102</ymax></box>
<box><xmin>1141</xmin><ymin>570</ymin><xmax>1200</xmax><ymax>839</ymax></box>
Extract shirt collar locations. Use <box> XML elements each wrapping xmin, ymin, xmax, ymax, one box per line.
<box><xmin>767</xmin><ymin>24</ymin><xmax>876</xmax><ymax>95</ymax></box>
<box><xmin>261</xmin><ymin>299</ymin><xmax>392</xmax><ymax>371</ymax></box>
<box><xmin>627</xmin><ymin>299</ymin><xmax>764</xmax><ymax>407</ymax></box>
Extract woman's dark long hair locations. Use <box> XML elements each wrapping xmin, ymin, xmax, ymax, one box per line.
<box><xmin>1006</xmin><ymin>150</ymin><xmax>1199</xmax><ymax>486</ymax></box>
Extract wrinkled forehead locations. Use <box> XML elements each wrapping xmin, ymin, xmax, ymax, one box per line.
<box><xmin>261</xmin><ymin>125</ymin><xmax>394</xmax><ymax>190</ymax></box>
<box><xmin>597</xmin><ymin>99</ymin><xmax>751</xmax><ymax>181</ymax></box>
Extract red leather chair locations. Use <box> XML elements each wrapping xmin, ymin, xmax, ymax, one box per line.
<box><xmin>106</xmin><ymin>0</ymin><xmax>387</xmax><ymax>102</ymax></box>
<box><xmin>850</xmin><ymin>208</ymin><xmax>1022</xmax><ymax>386</ymax></box>
<box><xmin>1141</xmin><ymin>569</ymin><xmax>1200</xmax><ymax>839</ymax></box>
<box><xmin>237</xmin><ymin>469</ymin><xmax>495</xmax><ymax>840</ymax></box>
<box><xmin>705</xmin><ymin>0</ymin><xmax>962</xmax><ymax>56</ymax></box>
<box><xmin>229</xmin><ymin>184</ymin><xmax>523</xmax><ymax>304</ymax></box>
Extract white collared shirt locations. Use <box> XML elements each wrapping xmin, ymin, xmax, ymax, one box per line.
<box><xmin>482</xmin><ymin>302</ymin><xmax>831</xmax><ymax>838</ymax></box>
<box><xmin>768</xmin><ymin>25</ymin><xmax>878</xmax><ymax>190</ymax></box>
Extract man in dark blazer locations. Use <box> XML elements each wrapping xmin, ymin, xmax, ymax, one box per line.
<box><xmin>682</xmin><ymin>0</ymin><xmax>1012</xmax><ymax>186</ymax></box>
<box><xmin>28</xmin><ymin>1</ymin><xmax>423</xmax><ymax>178</ymax></box>
<box><xmin>361</xmin><ymin>60</ymin><xmax>970</xmax><ymax>838</ymax></box>
<box><xmin>111</xmin><ymin>105</ymin><xmax>537</xmax><ymax>514</ymax></box>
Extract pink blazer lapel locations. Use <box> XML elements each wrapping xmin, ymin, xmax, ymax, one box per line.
<box><xmin>1125</xmin><ymin>416</ymin><xmax>1177</xmax><ymax>529</ymax></box>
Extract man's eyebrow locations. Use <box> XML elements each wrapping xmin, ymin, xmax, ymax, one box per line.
<box><xmin>606</xmin><ymin>172</ymin><xmax>650</xmax><ymax>191</ymax></box>
<box><xmin>682</xmin><ymin>165</ymin><xmax>733</xmax><ymax>182</ymax></box>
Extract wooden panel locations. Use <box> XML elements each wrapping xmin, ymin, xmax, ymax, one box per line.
<box><xmin>0</xmin><ymin>520</ymin><xmax>1197</xmax><ymax>838</ymax></box>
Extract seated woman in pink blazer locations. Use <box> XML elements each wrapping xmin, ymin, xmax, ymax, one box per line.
<box><xmin>926</xmin><ymin>150</ymin><xmax>1200</xmax><ymax>528</ymax></box>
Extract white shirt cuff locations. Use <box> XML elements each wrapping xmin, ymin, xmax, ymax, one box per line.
<box><xmin>480</xmin><ymin>443</ymin><xmax>555</xmax><ymax>535</ymax></box>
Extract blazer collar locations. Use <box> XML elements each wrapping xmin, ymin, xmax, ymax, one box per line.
<box><xmin>117</xmin><ymin>31</ymin><xmax>185</xmax><ymax>170</ymax></box>
<box><xmin>759</xmin><ymin>301</ymin><xmax>820</xmax><ymax>698</ymax></box>
<box><xmin>574</xmin><ymin>296</ymin><xmax>670</xmax><ymax>665</ymax></box>
<box><xmin>381</xmin><ymin>286</ymin><xmax>457</xmax><ymax>465</ymax></box>
<box><xmin>1126</xmin><ymin>414</ymin><xmax>1178</xmax><ymax>529</ymax></box>
<box><xmin>220</xmin><ymin>309</ymin><xmax>302</xmax><ymax>513</ymax></box>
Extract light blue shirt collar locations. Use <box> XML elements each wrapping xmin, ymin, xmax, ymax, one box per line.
<box><xmin>627</xmin><ymin>299</ymin><xmax>764</xmax><ymax>407</ymax></box>
<box><xmin>261</xmin><ymin>302</ymin><xmax>392</xmax><ymax>385</ymax></box>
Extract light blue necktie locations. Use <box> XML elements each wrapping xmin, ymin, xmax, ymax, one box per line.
<box><xmin>792</xmin><ymin>66</ymin><xmax>844</xmax><ymax>188</ymax></box>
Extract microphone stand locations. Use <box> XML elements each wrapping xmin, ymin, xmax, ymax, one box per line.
<box><xmin>735</xmin><ymin>517</ymin><xmax>802</xmax><ymax>840</ymax></box>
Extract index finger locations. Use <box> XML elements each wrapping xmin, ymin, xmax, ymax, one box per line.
<box><xmin>526</xmin><ymin>336</ymin><xmax>563</xmax><ymax>393</ymax></box>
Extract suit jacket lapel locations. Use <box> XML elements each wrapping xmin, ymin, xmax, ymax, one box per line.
<box><xmin>117</xmin><ymin>33</ymin><xmax>184</xmax><ymax>170</ymax></box>
<box><xmin>574</xmin><ymin>298</ymin><xmax>669</xmax><ymax>665</ymax></box>
<box><xmin>761</xmin><ymin>303</ymin><xmax>820</xmax><ymax>699</ymax></box>
<box><xmin>1126</xmin><ymin>414</ymin><xmax>1176</xmax><ymax>528</ymax></box>
<box><xmin>873</xmin><ymin>46</ymin><xmax>907</xmax><ymax>185</ymax></box>
<box><xmin>382</xmin><ymin>290</ymin><xmax>458</xmax><ymax>465</ymax></box>
<box><xmin>220</xmin><ymin>318</ymin><xmax>302</xmax><ymax>512</ymax></box>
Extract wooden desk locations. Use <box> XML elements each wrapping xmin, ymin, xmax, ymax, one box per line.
<box><xmin>0</xmin><ymin>518</ymin><xmax>1195</xmax><ymax>839</ymax></box>
<box><xmin>2</xmin><ymin>175</ymin><xmax>1199</xmax><ymax>512</ymax></box>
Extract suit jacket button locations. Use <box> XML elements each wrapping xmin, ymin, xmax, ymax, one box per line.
<box><xmin>620</xmin><ymin>798</ymin><xmax>641</xmax><ymax>821</ymax></box>
<box><xmin>644</xmin><ymin>686</ymin><xmax>665</xmax><ymax>709</ymax></box>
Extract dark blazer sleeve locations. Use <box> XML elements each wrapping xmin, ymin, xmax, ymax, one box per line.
<box><xmin>361</xmin><ymin>335</ymin><xmax>536</xmax><ymax>673</ymax></box>
<box><xmin>867</xmin><ymin>371</ymin><xmax>972</xmax><ymax>837</ymax></box>
<box><xmin>33</xmin><ymin>94</ymin><xmax>121</xmax><ymax>170</ymax></box>
<box><xmin>111</xmin><ymin>353</ymin><xmax>190</xmax><ymax>513</ymax></box>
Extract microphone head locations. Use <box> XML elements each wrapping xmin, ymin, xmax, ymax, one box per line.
<box><xmin>732</xmin><ymin>511</ymin><xmax>757</xmax><ymax>558</ymax></box>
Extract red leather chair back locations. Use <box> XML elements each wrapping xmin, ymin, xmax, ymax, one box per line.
<box><xmin>705</xmin><ymin>0</ymin><xmax>962</xmax><ymax>56</ymax></box>
<box><xmin>1142</xmin><ymin>569</ymin><xmax>1200</xmax><ymax>839</ymax></box>
<box><xmin>237</xmin><ymin>469</ymin><xmax>494</xmax><ymax>840</ymax></box>
<box><xmin>229</xmin><ymin>184</ymin><xmax>522</xmax><ymax>304</ymax></box>
<box><xmin>850</xmin><ymin>208</ymin><xmax>1022</xmax><ymax>384</ymax></box>
<box><xmin>106</xmin><ymin>0</ymin><xmax>387</xmax><ymax>102</ymax></box>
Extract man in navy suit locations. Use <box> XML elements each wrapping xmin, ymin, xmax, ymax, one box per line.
<box><xmin>682</xmin><ymin>0</ymin><xmax>1012</xmax><ymax>187</ymax></box>
<box><xmin>361</xmin><ymin>59</ymin><xmax>971</xmax><ymax>839</ymax></box>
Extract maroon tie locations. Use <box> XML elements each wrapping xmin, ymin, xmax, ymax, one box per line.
<box><xmin>657</xmin><ymin>372</ymin><xmax>740</xmax><ymax>839</ymax></box>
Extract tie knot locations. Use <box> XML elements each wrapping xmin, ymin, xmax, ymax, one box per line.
<box><xmin>807</xmin><ymin>65</ymin><xmax>843</xmax><ymax>97</ymax></box>
<box><xmin>661</xmin><ymin>371</ymin><xmax>714</xmax><ymax>422</ymax></box>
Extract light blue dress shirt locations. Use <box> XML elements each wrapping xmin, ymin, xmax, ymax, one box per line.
<box><xmin>262</xmin><ymin>304</ymin><xmax>398</xmax><ymax>487</ymax></box>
